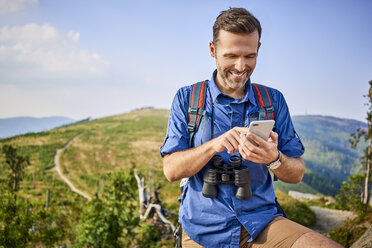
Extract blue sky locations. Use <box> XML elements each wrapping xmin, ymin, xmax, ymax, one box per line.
<box><xmin>0</xmin><ymin>0</ymin><xmax>371</xmax><ymax>122</ymax></box>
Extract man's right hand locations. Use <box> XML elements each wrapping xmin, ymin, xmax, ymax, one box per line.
<box><xmin>163</xmin><ymin>126</ymin><xmax>248</xmax><ymax>182</ymax></box>
<box><xmin>212</xmin><ymin>127</ymin><xmax>249</xmax><ymax>154</ymax></box>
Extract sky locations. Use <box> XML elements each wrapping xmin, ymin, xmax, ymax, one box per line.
<box><xmin>0</xmin><ymin>0</ymin><xmax>371</xmax><ymax>122</ymax></box>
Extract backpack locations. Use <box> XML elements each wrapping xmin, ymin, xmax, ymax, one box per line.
<box><xmin>187</xmin><ymin>80</ymin><xmax>275</xmax><ymax>146</ymax></box>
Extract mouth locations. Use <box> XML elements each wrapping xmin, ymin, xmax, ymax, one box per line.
<box><xmin>229</xmin><ymin>71</ymin><xmax>247</xmax><ymax>79</ymax></box>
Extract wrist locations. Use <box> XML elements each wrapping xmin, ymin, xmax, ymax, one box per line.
<box><xmin>206</xmin><ymin>138</ymin><xmax>220</xmax><ymax>155</ymax></box>
<box><xmin>267</xmin><ymin>150</ymin><xmax>282</xmax><ymax>170</ymax></box>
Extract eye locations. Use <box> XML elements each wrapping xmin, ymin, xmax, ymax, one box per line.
<box><xmin>246</xmin><ymin>54</ymin><xmax>257</xmax><ymax>59</ymax></box>
<box><xmin>224</xmin><ymin>54</ymin><xmax>237</xmax><ymax>59</ymax></box>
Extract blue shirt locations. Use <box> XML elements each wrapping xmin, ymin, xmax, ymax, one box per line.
<box><xmin>160</xmin><ymin>70</ymin><xmax>304</xmax><ymax>248</ymax></box>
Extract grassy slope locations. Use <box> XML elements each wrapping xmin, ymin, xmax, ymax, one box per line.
<box><xmin>0</xmin><ymin>109</ymin><xmax>181</xmax><ymax>214</ymax></box>
<box><xmin>0</xmin><ymin>128</ymin><xmax>85</xmax><ymax>204</ymax></box>
<box><xmin>1</xmin><ymin>110</ymin><xmax>364</xmax><ymax>207</ymax></box>
<box><xmin>58</xmin><ymin>108</ymin><xmax>180</xmax><ymax>211</ymax></box>
<box><xmin>3</xmin><ymin>109</ymin><xmax>367</xmax><ymax>247</ymax></box>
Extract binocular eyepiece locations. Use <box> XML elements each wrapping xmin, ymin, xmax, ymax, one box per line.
<box><xmin>202</xmin><ymin>155</ymin><xmax>252</xmax><ymax>200</ymax></box>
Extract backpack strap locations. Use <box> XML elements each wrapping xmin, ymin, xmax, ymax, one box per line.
<box><xmin>188</xmin><ymin>81</ymin><xmax>207</xmax><ymax>146</ymax></box>
<box><xmin>178</xmin><ymin>81</ymin><xmax>207</xmax><ymax>204</ymax></box>
<box><xmin>252</xmin><ymin>83</ymin><xmax>274</xmax><ymax>120</ymax></box>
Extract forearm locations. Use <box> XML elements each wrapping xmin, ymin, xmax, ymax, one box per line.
<box><xmin>163</xmin><ymin>140</ymin><xmax>217</xmax><ymax>182</ymax></box>
<box><xmin>271</xmin><ymin>155</ymin><xmax>305</xmax><ymax>184</ymax></box>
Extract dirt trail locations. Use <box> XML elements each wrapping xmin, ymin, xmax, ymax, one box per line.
<box><xmin>309</xmin><ymin>206</ymin><xmax>356</xmax><ymax>235</ymax></box>
<box><xmin>51</xmin><ymin>134</ymin><xmax>91</xmax><ymax>200</ymax></box>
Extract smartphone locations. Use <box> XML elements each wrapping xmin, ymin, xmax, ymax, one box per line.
<box><xmin>247</xmin><ymin>120</ymin><xmax>275</xmax><ymax>141</ymax></box>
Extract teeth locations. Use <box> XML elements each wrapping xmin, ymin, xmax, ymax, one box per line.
<box><xmin>231</xmin><ymin>72</ymin><xmax>245</xmax><ymax>77</ymax></box>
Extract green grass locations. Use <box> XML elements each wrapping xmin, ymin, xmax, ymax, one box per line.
<box><xmin>2</xmin><ymin>109</ymin><xmax>362</xmax><ymax>247</ymax></box>
<box><xmin>276</xmin><ymin>190</ymin><xmax>316</xmax><ymax>227</ymax></box>
<box><xmin>329</xmin><ymin>209</ymin><xmax>372</xmax><ymax>247</ymax></box>
<box><xmin>273</xmin><ymin>178</ymin><xmax>320</xmax><ymax>195</ymax></box>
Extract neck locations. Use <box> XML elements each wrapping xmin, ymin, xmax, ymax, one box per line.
<box><xmin>215</xmin><ymin>76</ymin><xmax>246</xmax><ymax>99</ymax></box>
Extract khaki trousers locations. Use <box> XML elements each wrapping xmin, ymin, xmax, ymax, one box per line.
<box><xmin>182</xmin><ymin>216</ymin><xmax>312</xmax><ymax>248</ymax></box>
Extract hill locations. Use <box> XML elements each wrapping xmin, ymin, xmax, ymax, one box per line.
<box><xmin>0</xmin><ymin>109</ymin><xmax>176</xmax><ymax>208</ymax></box>
<box><xmin>274</xmin><ymin>115</ymin><xmax>366</xmax><ymax>196</ymax></box>
<box><xmin>0</xmin><ymin>109</ymin><xmax>366</xmax><ymax>246</ymax></box>
<box><xmin>0</xmin><ymin>111</ymin><xmax>365</xmax><ymax>204</ymax></box>
<box><xmin>0</xmin><ymin>116</ymin><xmax>75</xmax><ymax>139</ymax></box>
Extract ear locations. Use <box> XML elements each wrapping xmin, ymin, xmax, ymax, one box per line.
<box><xmin>209</xmin><ymin>41</ymin><xmax>216</xmax><ymax>58</ymax></box>
<box><xmin>257</xmin><ymin>41</ymin><xmax>261</xmax><ymax>53</ymax></box>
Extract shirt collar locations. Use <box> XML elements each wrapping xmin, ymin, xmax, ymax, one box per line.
<box><xmin>208</xmin><ymin>69</ymin><xmax>257</xmax><ymax>106</ymax></box>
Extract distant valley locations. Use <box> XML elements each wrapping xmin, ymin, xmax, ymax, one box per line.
<box><xmin>0</xmin><ymin>116</ymin><xmax>76</xmax><ymax>139</ymax></box>
<box><xmin>275</xmin><ymin>115</ymin><xmax>367</xmax><ymax>196</ymax></box>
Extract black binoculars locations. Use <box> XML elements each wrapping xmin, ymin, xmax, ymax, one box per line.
<box><xmin>202</xmin><ymin>155</ymin><xmax>252</xmax><ymax>200</ymax></box>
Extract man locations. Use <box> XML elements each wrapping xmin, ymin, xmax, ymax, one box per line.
<box><xmin>161</xmin><ymin>8</ymin><xmax>342</xmax><ymax>248</ymax></box>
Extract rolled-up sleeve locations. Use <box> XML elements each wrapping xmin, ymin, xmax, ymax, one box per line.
<box><xmin>160</xmin><ymin>87</ymin><xmax>191</xmax><ymax>157</ymax></box>
<box><xmin>271</xmin><ymin>89</ymin><xmax>305</xmax><ymax>158</ymax></box>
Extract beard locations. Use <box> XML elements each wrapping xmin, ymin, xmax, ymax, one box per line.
<box><xmin>216</xmin><ymin>62</ymin><xmax>250</xmax><ymax>90</ymax></box>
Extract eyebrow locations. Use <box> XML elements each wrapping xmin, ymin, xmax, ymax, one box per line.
<box><xmin>223</xmin><ymin>52</ymin><xmax>257</xmax><ymax>57</ymax></box>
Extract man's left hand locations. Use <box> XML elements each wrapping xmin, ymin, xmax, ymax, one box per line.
<box><xmin>239</xmin><ymin>131</ymin><xmax>279</xmax><ymax>165</ymax></box>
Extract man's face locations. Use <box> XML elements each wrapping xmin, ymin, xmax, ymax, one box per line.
<box><xmin>210</xmin><ymin>30</ymin><xmax>260</xmax><ymax>90</ymax></box>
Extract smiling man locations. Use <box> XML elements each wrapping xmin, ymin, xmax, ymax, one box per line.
<box><xmin>161</xmin><ymin>8</ymin><xmax>342</xmax><ymax>248</ymax></box>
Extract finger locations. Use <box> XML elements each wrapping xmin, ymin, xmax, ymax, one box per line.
<box><xmin>240</xmin><ymin>134</ymin><xmax>258</xmax><ymax>150</ymax></box>
<box><xmin>223</xmin><ymin>128</ymin><xmax>250</xmax><ymax>153</ymax></box>
<box><xmin>239</xmin><ymin>144</ymin><xmax>261</xmax><ymax>162</ymax></box>
<box><xmin>221</xmin><ymin>137</ymin><xmax>235</xmax><ymax>154</ymax></box>
<box><xmin>246</xmin><ymin>132</ymin><xmax>267</xmax><ymax>146</ymax></box>
<box><xmin>233</xmin><ymin>127</ymin><xmax>249</xmax><ymax>135</ymax></box>
<box><xmin>224</xmin><ymin>135</ymin><xmax>240</xmax><ymax>153</ymax></box>
<box><xmin>230</xmin><ymin>129</ymin><xmax>243</xmax><ymax>143</ymax></box>
<box><xmin>227</xmin><ymin>130</ymin><xmax>244</xmax><ymax>152</ymax></box>
<box><xmin>240</xmin><ymin>134</ymin><xmax>263</xmax><ymax>155</ymax></box>
<box><xmin>269</xmin><ymin>131</ymin><xmax>278</xmax><ymax>144</ymax></box>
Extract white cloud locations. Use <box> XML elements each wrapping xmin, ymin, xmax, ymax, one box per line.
<box><xmin>67</xmin><ymin>31</ymin><xmax>80</xmax><ymax>43</ymax></box>
<box><xmin>0</xmin><ymin>23</ymin><xmax>60</xmax><ymax>45</ymax></box>
<box><xmin>0</xmin><ymin>0</ymin><xmax>37</xmax><ymax>14</ymax></box>
<box><xmin>0</xmin><ymin>23</ymin><xmax>108</xmax><ymax>85</ymax></box>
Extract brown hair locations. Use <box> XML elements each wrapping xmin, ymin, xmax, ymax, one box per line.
<box><xmin>213</xmin><ymin>8</ymin><xmax>262</xmax><ymax>43</ymax></box>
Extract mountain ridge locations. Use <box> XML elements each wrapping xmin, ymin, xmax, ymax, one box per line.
<box><xmin>0</xmin><ymin>116</ymin><xmax>76</xmax><ymax>139</ymax></box>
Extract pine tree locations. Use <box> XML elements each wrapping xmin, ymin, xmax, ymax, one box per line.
<box><xmin>0</xmin><ymin>145</ymin><xmax>33</xmax><ymax>247</ymax></box>
<box><xmin>2</xmin><ymin>145</ymin><xmax>30</xmax><ymax>192</ymax></box>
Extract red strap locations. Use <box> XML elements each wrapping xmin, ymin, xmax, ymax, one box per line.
<box><xmin>253</xmin><ymin>83</ymin><xmax>273</xmax><ymax>120</ymax></box>
<box><xmin>263</xmin><ymin>85</ymin><xmax>274</xmax><ymax>120</ymax></box>
<box><xmin>253</xmin><ymin>84</ymin><xmax>268</xmax><ymax>119</ymax></box>
<box><xmin>253</xmin><ymin>84</ymin><xmax>265</xmax><ymax>108</ymax></box>
<box><xmin>195</xmin><ymin>81</ymin><xmax>206</xmax><ymax>126</ymax></box>
<box><xmin>189</xmin><ymin>81</ymin><xmax>206</xmax><ymax>129</ymax></box>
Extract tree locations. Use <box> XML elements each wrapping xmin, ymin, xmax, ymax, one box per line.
<box><xmin>336</xmin><ymin>174</ymin><xmax>366</xmax><ymax>212</ymax></box>
<box><xmin>349</xmin><ymin>80</ymin><xmax>372</xmax><ymax>205</ymax></box>
<box><xmin>2</xmin><ymin>145</ymin><xmax>30</xmax><ymax>192</ymax></box>
<box><xmin>76</xmin><ymin>169</ymin><xmax>139</xmax><ymax>247</ymax></box>
<box><xmin>0</xmin><ymin>145</ymin><xmax>33</xmax><ymax>247</ymax></box>
<box><xmin>0</xmin><ymin>145</ymin><xmax>69</xmax><ymax>247</ymax></box>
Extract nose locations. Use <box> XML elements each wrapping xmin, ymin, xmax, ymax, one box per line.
<box><xmin>235</xmin><ymin>57</ymin><xmax>246</xmax><ymax>72</ymax></box>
